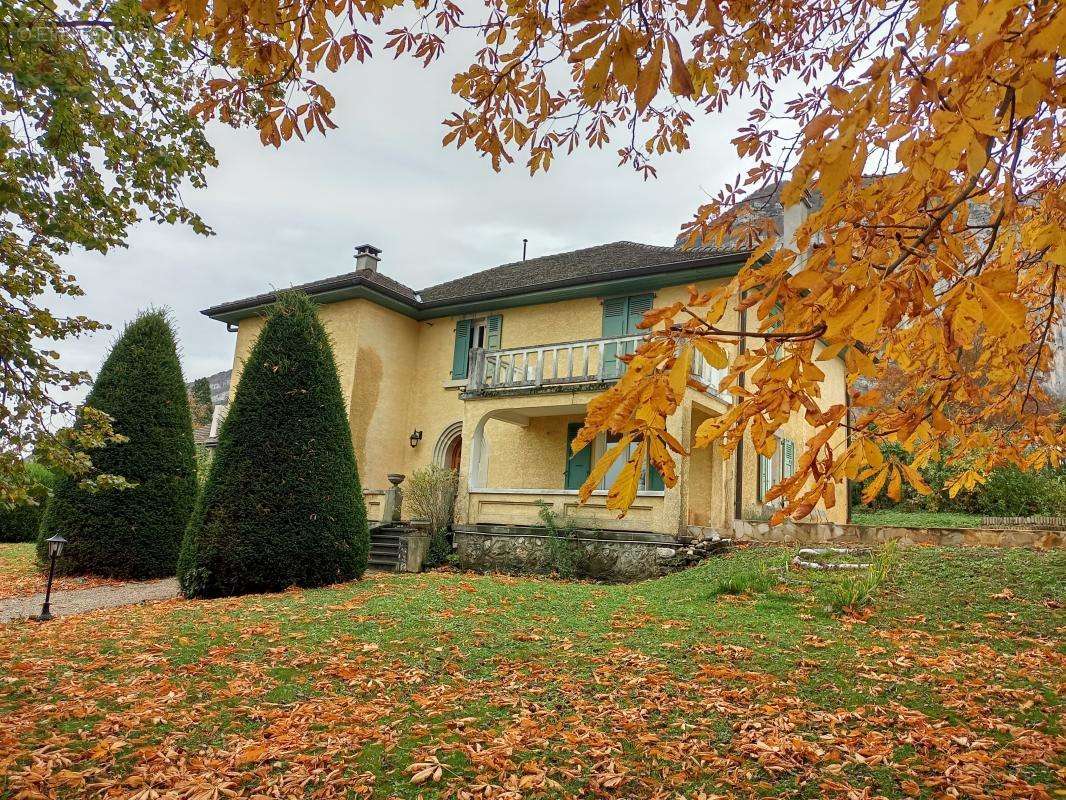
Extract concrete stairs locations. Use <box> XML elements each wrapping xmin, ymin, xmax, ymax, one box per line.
<box><xmin>367</xmin><ymin>524</ymin><xmax>406</xmax><ymax>572</ymax></box>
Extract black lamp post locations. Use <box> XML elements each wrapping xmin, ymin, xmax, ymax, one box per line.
<box><xmin>35</xmin><ymin>534</ymin><xmax>66</xmax><ymax>622</ymax></box>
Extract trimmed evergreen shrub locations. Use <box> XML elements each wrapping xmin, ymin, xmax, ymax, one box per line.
<box><xmin>37</xmin><ymin>312</ymin><xmax>197</xmax><ymax>577</ymax></box>
<box><xmin>178</xmin><ymin>291</ymin><xmax>369</xmax><ymax>598</ymax></box>
<box><xmin>0</xmin><ymin>463</ymin><xmax>54</xmax><ymax>543</ymax></box>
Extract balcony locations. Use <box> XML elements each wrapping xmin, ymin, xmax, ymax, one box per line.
<box><xmin>463</xmin><ymin>335</ymin><xmax>730</xmax><ymax>401</ymax></box>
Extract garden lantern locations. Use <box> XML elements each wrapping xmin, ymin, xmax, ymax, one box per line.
<box><xmin>35</xmin><ymin>534</ymin><xmax>67</xmax><ymax>622</ymax></box>
<box><xmin>409</xmin><ymin>429</ymin><xmax>423</xmax><ymax>448</ymax></box>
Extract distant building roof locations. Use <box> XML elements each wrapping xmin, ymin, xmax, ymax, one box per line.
<box><xmin>193</xmin><ymin>425</ymin><xmax>212</xmax><ymax>446</ymax></box>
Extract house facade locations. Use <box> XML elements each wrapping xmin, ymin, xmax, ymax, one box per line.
<box><xmin>203</xmin><ymin>238</ymin><xmax>848</xmax><ymax>538</ymax></box>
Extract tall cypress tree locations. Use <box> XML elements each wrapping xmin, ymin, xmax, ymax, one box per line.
<box><xmin>38</xmin><ymin>312</ymin><xmax>197</xmax><ymax>578</ymax></box>
<box><xmin>178</xmin><ymin>291</ymin><xmax>369</xmax><ymax>598</ymax></box>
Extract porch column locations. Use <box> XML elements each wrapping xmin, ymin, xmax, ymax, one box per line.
<box><xmin>666</xmin><ymin>399</ymin><xmax>689</xmax><ymax>538</ymax></box>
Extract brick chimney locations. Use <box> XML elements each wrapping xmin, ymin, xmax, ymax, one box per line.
<box><xmin>354</xmin><ymin>244</ymin><xmax>381</xmax><ymax>272</ymax></box>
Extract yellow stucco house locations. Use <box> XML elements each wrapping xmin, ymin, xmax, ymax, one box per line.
<box><xmin>203</xmin><ymin>230</ymin><xmax>848</xmax><ymax>542</ymax></box>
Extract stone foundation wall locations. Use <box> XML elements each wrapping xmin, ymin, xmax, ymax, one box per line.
<box><xmin>454</xmin><ymin>525</ymin><xmax>728</xmax><ymax>582</ymax></box>
<box><xmin>729</xmin><ymin>519</ymin><xmax>1063</xmax><ymax>549</ymax></box>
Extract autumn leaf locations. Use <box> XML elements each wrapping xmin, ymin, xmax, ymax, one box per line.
<box><xmin>634</xmin><ymin>40</ymin><xmax>663</xmax><ymax>112</ymax></box>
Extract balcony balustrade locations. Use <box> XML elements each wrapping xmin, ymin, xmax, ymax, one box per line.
<box><xmin>464</xmin><ymin>335</ymin><xmax>730</xmax><ymax>401</ymax></box>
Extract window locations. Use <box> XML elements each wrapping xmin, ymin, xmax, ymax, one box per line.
<box><xmin>602</xmin><ymin>432</ymin><xmax>642</xmax><ymax>491</ymax></box>
<box><xmin>451</xmin><ymin>315</ymin><xmax>502</xmax><ymax>379</ymax></box>
<box><xmin>601</xmin><ymin>294</ymin><xmax>654</xmax><ymax>376</ymax></box>
<box><xmin>758</xmin><ymin>437</ymin><xmax>796</xmax><ymax>503</ymax></box>
<box><xmin>565</xmin><ymin>425</ymin><xmax>664</xmax><ymax>493</ymax></box>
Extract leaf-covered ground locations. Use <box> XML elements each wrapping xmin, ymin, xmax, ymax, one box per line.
<box><xmin>0</xmin><ymin>544</ymin><xmax>126</xmax><ymax>599</ymax></box>
<box><xmin>0</xmin><ymin>545</ymin><xmax>1062</xmax><ymax>799</ymax></box>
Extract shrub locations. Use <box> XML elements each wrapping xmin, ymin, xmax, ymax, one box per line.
<box><xmin>195</xmin><ymin>446</ymin><xmax>214</xmax><ymax>486</ymax></box>
<box><xmin>406</xmin><ymin>464</ymin><xmax>458</xmax><ymax>534</ymax></box>
<box><xmin>814</xmin><ymin>542</ymin><xmax>898</xmax><ymax>613</ymax></box>
<box><xmin>425</xmin><ymin>529</ymin><xmax>452</xmax><ymax>569</ymax></box>
<box><xmin>536</xmin><ymin>502</ymin><xmax>588</xmax><ymax>579</ymax></box>
<box><xmin>0</xmin><ymin>463</ymin><xmax>54</xmax><ymax>543</ymax></box>
<box><xmin>406</xmin><ymin>465</ymin><xmax>458</xmax><ymax>569</ymax></box>
<box><xmin>973</xmin><ymin>465</ymin><xmax>1066</xmax><ymax>517</ymax></box>
<box><xmin>178</xmin><ymin>291</ymin><xmax>369</xmax><ymax>598</ymax></box>
<box><xmin>37</xmin><ymin>312</ymin><xmax>197</xmax><ymax>578</ymax></box>
<box><xmin>852</xmin><ymin>439</ymin><xmax>1066</xmax><ymax>518</ymax></box>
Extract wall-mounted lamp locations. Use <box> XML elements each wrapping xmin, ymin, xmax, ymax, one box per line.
<box><xmin>409</xmin><ymin>429</ymin><xmax>423</xmax><ymax>448</ymax></box>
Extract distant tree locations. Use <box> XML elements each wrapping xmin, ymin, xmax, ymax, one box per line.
<box><xmin>178</xmin><ymin>292</ymin><xmax>369</xmax><ymax>598</ymax></box>
<box><xmin>189</xmin><ymin>377</ymin><xmax>214</xmax><ymax>427</ymax></box>
<box><xmin>38</xmin><ymin>312</ymin><xmax>197</xmax><ymax>578</ymax></box>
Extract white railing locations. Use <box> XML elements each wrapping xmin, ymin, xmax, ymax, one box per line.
<box><xmin>465</xmin><ymin>336</ymin><xmax>730</xmax><ymax>400</ymax></box>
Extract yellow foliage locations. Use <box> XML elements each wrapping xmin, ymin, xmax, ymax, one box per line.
<box><xmin>157</xmin><ymin>0</ymin><xmax>1065</xmax><ymax>519</ymax></box>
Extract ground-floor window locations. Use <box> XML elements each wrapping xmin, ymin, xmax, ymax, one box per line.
<box><xmin>566</xmin><ymin>423</ymin><xmax>664</xmax><ymax>492</ymax></box>
<box><xmin>758</xmin><ymin>436</ymin><xmax>796</xmax><ymax>502</ymax></box>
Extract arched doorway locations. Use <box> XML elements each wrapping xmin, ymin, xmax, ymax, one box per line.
<box><xmin>433</xmin><ymin>422</ymin><xmax>464</xmax><ymax>471</ymax></box>
<box><xmin>446</xmin><ymin>436</ymin><xmax>462</xmax><ymax>471</ymax></box>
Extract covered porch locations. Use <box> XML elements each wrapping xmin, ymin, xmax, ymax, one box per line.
<box><xmin>458</xmin><ymin>387</ymin><xmax>734</xmax><ymax>538</ymax></box>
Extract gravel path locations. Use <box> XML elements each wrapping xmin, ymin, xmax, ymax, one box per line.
<box><xmin>0</xmin><ymin>578</ymin><xmax>180</xmax><ymax>623</ymax></box>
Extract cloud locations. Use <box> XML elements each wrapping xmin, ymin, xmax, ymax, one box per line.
<box><xmin>50</xmin><ymin>38</ymin><xmax>750</xmax><ymax>404</ymax></box>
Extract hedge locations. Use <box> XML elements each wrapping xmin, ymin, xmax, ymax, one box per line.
<box><xmin>0</xmin><ymin>463</ymin><xmax>55</xmax><ymax>543</ymax></box>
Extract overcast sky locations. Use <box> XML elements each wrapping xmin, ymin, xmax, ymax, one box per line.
<box><xmin>53</xmin><ymin>41</ymin><xmax>752</xmax><ymax>398</ymax></box>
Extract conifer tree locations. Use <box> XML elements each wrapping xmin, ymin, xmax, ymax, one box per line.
<box><xmin>38</xmin><ymin>312</ymin><xmax>197</xmax><ymax>578</ymax></box>
<box><xmin>178</xmin><ymin>292</ymin><xmax>369</xmax><ymax>598</ymax></box>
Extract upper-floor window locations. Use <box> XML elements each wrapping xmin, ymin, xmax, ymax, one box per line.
<box><xmin>602</xmin><ymin>293</ymin><xmax>654</xmax><ymax>376</ymax></box>
<box><xmin>451</xmin><ymin>315</ymin><xmax>502</xmax><ymax>379</ymax></box>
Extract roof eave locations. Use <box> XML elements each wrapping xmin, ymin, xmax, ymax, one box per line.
<box><xmin>201</xmin><ymin>278</ymin><xmax>420</xmax><ymax>323</ymax></box>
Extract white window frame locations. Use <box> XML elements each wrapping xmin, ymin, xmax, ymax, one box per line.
<box><xmin>468</xmin><ymin>318</ymin><xmax>488</xmax><ymax>351</ymax></box>
<box><xmin>596</xmin><ymin>432</ymin><xmax>649</xmax><ymax>492</ymax></box>
<box><xmin>758</xmin><ymin>435</ymin><xmax>795</xmax><ymax>504</ymax></box>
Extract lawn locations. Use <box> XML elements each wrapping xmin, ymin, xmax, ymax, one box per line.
<box><xmin>0</xmin><ymin>543</ymin><xmax>1062</xmax><ymax>799</ymax></box>
<box><xmin>851</xmin><ymin>510</ymin><xmax>984</xmax><ymax>528</ymax></box>
<box><xmin>0</xmin><ymin>543</ymin><xmax>125</xmax><ymax>598</ymax></box>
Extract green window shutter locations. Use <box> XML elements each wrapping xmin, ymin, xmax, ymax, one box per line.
<box><xmin>648</xmin><ymin>462</ymin><xmax>665</xmax><ymax>491</ymax></box>
<box><xmin>451</xmin><ymin>319</ymin><xmax>473</xmax><ymax>379</ymax></box>
<box><xmin>601</xmin><ymin>297</ymin><xmax>627</xmax><ymax>337</ymax></box>
<box><xmin>486</xmin><ymin>314</ymin><xmax>503</xmax><ymax>350</ymax></box>
<box><xmin>758</xmin><ymin>454</ymin><xmax>771</xmax><ymax>501</ymax></box>
<box><xmin>565</xmin><ymin>423</ymin><xmax>593</xmax><ymax>491</ymax></box>
<box><xmin>601</xmin><ymin>297</ymin><xmax>627</xmax><ymax>377</ymax></box>
<box><xmin>626</xmin><ymin>294</ymin><xmax>654</xmax><ymax>334</ymax></box>
<box><xmin>782</xmin><ymin>439</ymin><xmax>795</xmax><ymax>478</ymax></box>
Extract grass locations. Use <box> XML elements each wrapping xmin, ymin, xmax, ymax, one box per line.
<box><xmin>0</xmin><ymin>543</ymin><xmax>128</xmax><ymax>598</ymax></box>
<box><xmin>811</xmin><ymin>542</ymin><xmax>898</xmax><ymax>612</ymax></box>
<box><xmin>851</xmin><ymin>509</ymin><xmax>984</xmax><ymax>528</ymax></box>
<box><xmin>0</xmin><ymin>543</ymin><xmax>1062</xmax><ymax>799</ymax></box>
